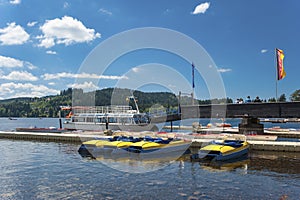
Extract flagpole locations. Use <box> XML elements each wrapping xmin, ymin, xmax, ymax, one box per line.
<box><xmin>275</xmin><ymin>48</ymin><xmax>278</xmax><ymax>102</ymax></box>
<box><xmin>192</xmin><ymin>63</ymin><xmax>195</xmax><ymax>105</ymax></box>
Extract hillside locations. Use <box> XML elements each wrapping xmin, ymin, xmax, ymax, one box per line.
<box><xmin>0</xmin><ymin>87</ymin><xmax>234</xmax><ymax>118</ymax></box>
<box><xmin>0</xmin><ymin>88</ymin><xmax>180</xmax><ymax>118</ymax></box>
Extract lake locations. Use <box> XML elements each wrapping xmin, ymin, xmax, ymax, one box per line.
<box><xmin>0</xmin><ymin>118</ymin><xmax>299</xmax><ymax>199</ymax></box>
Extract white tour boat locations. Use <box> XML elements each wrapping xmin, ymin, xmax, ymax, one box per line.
<box><xmin>63</xmin><ymin>105</ymin><xmax>158</xmax><ymax>132</ymax></box>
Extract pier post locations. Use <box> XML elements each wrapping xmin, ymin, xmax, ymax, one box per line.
<box><xmin>58</xmin><ymin>111</ymin><xmax>62</xmax><ymax>129</ymax></box>
<box><xmin>106</xmin><ymin>122</ymin><xmax>109</xmax><ymax>130</ymax></box>
<box><xmin>238</xmin><ymin>116</ymin><xmax>264</xmax><ymax>135</ymax></box>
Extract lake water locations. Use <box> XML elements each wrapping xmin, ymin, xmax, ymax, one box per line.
<box><xmin>2</xmin><ymin>117</ymin><xmax>300</xmax><ymax>132</ymax></box>
<box><xmin>0</xmin><ymin>118</ymin><xmax>300</xmax><ymax>199</ymax></box>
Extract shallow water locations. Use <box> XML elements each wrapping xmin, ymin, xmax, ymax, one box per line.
<box><xmin>0</xmin><ymin>118</ymin><xmax>300</xmax><ymax>199</ymax></box>
<box><xmin>2</xmin><ymin>117</ymin><xmax>300</xmax><ymax>132</ymax></box>
<box><xmin>0</xmin><ymin>140</ymin><xmax>299</xmax><ymax>199</ymax></box>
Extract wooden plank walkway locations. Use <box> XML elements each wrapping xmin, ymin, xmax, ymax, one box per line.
<box><xmin>1</xmin><ymin>131</ymin><xmax>300</xmax><ymax>152</ymax></box>
<box><xmin>0</xmin><ymin>131</ymin><xmax>106</xmax><ymax>143</ymax></box>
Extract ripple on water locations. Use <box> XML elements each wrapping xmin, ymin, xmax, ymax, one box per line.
<box><xmin>0</xmin><ymin>139</ymin><xmax>300</xmax><ymax>199</ymax></box>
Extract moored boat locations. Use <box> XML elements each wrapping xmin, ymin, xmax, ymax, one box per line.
<box><xmin>78</xmin><ymin>135</ymin><xmax>142</xmax><ymax>157</ymax></box>
<box><xmin>126</xmin><ymin>136</ymin><xmax>173</xmax><ymax>153</ymax></box>
<box><xmin>8</xmin><ymin>117</ymin><xmax>17</xmax><ymax>120</ymax></box>
<box><xmin>192</xmin><ymin>137</ymin><xmax>249</xmax><ymax>161</ymax></box>
<box><xmin>63</xmin><ymin>105</ymin><xmax>158</xmax><ymax>132</ymax></box>
<box><xmin>123</xmin><ymin>136</ymin><xmax>191</xmax><ymax>161</ymax></box>
<box><xmin>215</xmin><ymin>122</ymin><xmax>232</xmax><ymax>128</ymax></box>
<box><xmin>78</xmin><ymin>135</ymin><xmax>191</xmax><ymax>160</ymax></box>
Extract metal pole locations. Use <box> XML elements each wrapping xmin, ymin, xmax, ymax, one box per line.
<box><xmin>178</xmin><ymin>91</ymin><xmax>181</xmax><ymax>114</ymax></box>
<box><xmin>275</xmin><ymin>48</ymin><xmax>278</xmax><ymax>102</ymax></box>
<box><xmin>192</xmin><ymin>63</ymin><xmax>195</xmax><ymax>105</ymax></box>
<box><xmin>58</xmin><ymin>110</ymin><xmax>62</xmax><ymax>129</ymax></box>
<box><xmin>191</xmin><ymin>92</ymin><xmax>194</xmax><ymax>105</ymax></box>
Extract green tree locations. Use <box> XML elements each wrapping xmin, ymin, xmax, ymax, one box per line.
<box><xmin>48</xmin><ymin>108</ymin><xmax>54</xmax><ymax>117</ymax></box>
<box><xmin>290</xmin><ymin>89</ymin><xmax>300</xmax><ymax>101</ymax></box>
<box><xmin>278</xmin><ymin>94</ymin><xmax>286</xmax><ymax>102</ymax></box>
<box><xmin>268</xmin><ymin>97</ymin><xmax>276</xmax><ymax>102</ymax></box>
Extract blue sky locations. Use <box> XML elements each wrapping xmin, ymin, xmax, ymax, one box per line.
<box><xmin>0</xmin><ymin>0</ymin><xmax>299</xmax><ymax>101</ymax></box>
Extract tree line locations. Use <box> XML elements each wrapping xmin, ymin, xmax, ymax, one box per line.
<box><xmin>0</xmin><ymin>88</ymin><xmax>299</xmax><ymax>118</ymax></box>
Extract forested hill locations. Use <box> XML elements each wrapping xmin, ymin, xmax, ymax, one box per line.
<box><xmin>0</xmin><ymin>88</ymin><xmax>179</xmax><ymax>118</ymax></box>
<box><xmin>0</xmin><ymin>87</ymin><xmax>233</xmax><ymax>118</ymax></box>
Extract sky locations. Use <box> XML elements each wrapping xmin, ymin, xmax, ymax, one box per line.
<box><xmin>0</xmin><ymin>0</ymin><xmax>299</xmax><ymax>101</ymax></box>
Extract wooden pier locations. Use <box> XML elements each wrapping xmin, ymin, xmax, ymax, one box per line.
<box><xmin>0</xmin><ymin>131</ymin><xmax>106</xmax><ymax>143</ymax></box>
<box><xmin>1</xmin><ymin>131</ymin><xmax>300</xmax><ymax>152</ymax></box>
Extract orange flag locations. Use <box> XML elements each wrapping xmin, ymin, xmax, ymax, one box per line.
<box><xmin>276</xmin><ymin>48</ymin><xmax>286</xmax><ymax>80</ymax></box>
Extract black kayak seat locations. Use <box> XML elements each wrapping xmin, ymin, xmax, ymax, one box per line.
<box><xmin>213</xmin><ymin>140</ymin><xmax>243</xmax><ymax>148</ymax></box>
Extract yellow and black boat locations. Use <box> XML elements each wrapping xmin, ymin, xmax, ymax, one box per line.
<box><xmin>79</xmin><ymin>135</ymin><xmax>191</xmax><ymax>159</ymax></box>
<box><xmin>78</xmin><ymin>136</ymin><xmax>141</xmax><ymax>157</ymax></box>
<box><xmin>126</xmin><ymin>136</ymin><xmax>191</xmax><ymax>155</ymax></box>
<box><xmin>194</xmin><ymin>139</ymin><xmax>249</xmax><ymax>161</ymax></box>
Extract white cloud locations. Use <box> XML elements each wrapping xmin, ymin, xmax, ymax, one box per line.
<box><xmin>63</xmin><ymin>2</ymin><xmax>69</xmax><ymax>9</ymax></box>
<box><xmin>1</xmin><ymin>71</ymin><xmax>38</xmax><ymax>81</ymax></box>
<box><xmin>0</xmin><ymin>55</ymin><xmax>23</xmax><ymax>68</ymax></box>
<box><xmin>192</xmin><ymin>2</ymin><xmax>210</xmax><ymax>15</ymax></box>
<box><xmin>99</xmin><ymin>8</ymin><xmax>112</xmax><ymax>16</ymax></box>
<box><xmin>0</xmin><ymin>22</ymin><xmax>30</xmax><ymax>45</ymax></box>
<box><xmin>27</xmin><ymin>21</ymin><xmax>37</xmax><ymax>27</ymax></box>
<box><xmin>25</xmin><ymin>62</ymin><xmax>38</xmax><ymax>70</ymax></box>
<box><xmin>37</xmin><ymin>16</ymin><xmax>101</xmax><ymax>48</ymax></box>
<box><xmin>48</xmin><ymin>82</ymin><xmax>56</xmax><ymax>86</ymax></box>
<box><xmin>163</xmin><ymin>9</ymin><xmax>171</xmax><ymax>15</ymax></box>
<box><xmin>67</xmin><ymin>81</ymin><xmax>99</xmax><ymax>91</ymax></box>
<box><xmin>217</xmin><ymin>68</ymin><xmax>232</xmax><ymax>73</ymax></box>
<box><xmin>132</xmin><ymin>67</ymin><xmax>141</xmax><ymax>73</ymax></box>
<box><xmin>37</xmin><ymin>37</ymin><xmax>55</xmax><ymax>48</ymax></box>
<box><xmin>46</xmin><ymin>50</ymin><xmax>57</xmax><ymax>55</ymax></box>
<box><xmin>0</xmin><ymin>82</ymin><xmax>59</xmax><ymax>99</ymax></box>
<box><xmin>261</xmin><ymin>49</ymin><xmax>268</xmax><ymax>53</ymax></box>
<box><xmin>10</xmin><ymin>0</ymin><xmax>21</xmax><ymax>5</ymax></box>
<box><xmin>42</xmin><ymin>72</ymin><xmax>127</xmax><ymax>80</ymax></box>
<box><xmin>0</xmin><ymin>55</ymin><xmax>37</xmax><ymax>69</ymax></box>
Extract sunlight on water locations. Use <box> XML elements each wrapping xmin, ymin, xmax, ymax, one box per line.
<box><xmin>0</xmin><ymin>139</ymin><xmax>299</xmax><ymax>199</ymax></box>
<box><xmin>0</xmin><ymin>118</ymin><xmax>300</xmax><ymax>199</ymax></box>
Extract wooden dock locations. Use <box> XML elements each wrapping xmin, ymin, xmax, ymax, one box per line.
<box><xmin>0</xmin><ymin>131</ymin><xmax>106</xmax><ymax>143</ymax></box>
<box><xmin>1</xmin><ymin>131</ymin><xmax>300</xmax><ymax>152</ymax></box>
<box><xmin>164</xmin><ymin>125</ymin><xmax>300</xmax><ymax>138</ymax></box>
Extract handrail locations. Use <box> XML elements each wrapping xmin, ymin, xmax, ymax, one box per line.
<box><xmin>72</xmin><ymin>105</ymin><xmax>135</xmax><ymax>114</ymax></box>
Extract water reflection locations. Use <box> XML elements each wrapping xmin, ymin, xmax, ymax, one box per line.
<box><xmin>78</xmin><ymin>146</ymin><xmax>191</xmax><ymax>173</ymax></box>
<box><xmin>1</xmin><ymin>139</ymin><xmax>299</xmax><ymax>199</ymax></box>
<box><xmin>189</xmin><ymin>150</ymin><xmax>300</xmax><ymax>177</ymax></box>
<box><xmin>196</xmin><ymin>155</ymin><xmax>250</xmax><ymax>172</ymax></box>
<box><xmin>79</xmin><ymin>146</ymin><xmax>300</xmax><ymax>177</ymax></box>
<box><xmin>249</xmin><ymin>151</ymin><xmax>300</xmax><ymax>176</ymax></box>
